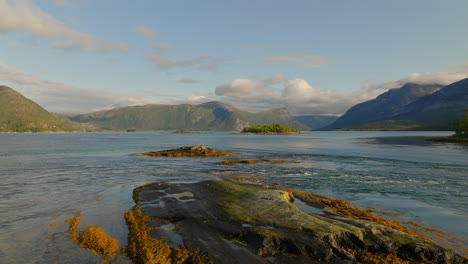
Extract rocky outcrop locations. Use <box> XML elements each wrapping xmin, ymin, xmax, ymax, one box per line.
<box><xmin>140</xmin><ymin>145</ymin><xmax>240</xmax><ymax>157</ymax></box>
<box><xmin>130</xmin><ymin>180</ymin><xmax>467</xmax><ymax>264</ymax></box>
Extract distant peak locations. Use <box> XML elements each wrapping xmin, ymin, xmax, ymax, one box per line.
<box><xmin>401</xmin><ymin>82</ymin><xmax>444</xmax><ymax>88</ymax></box>
<box><xmin>200</xmin><ymin>101</ymin><xmax>228</xmax><ymax>106</ymax></box>
<box><xmin>199</xmin><ymin>101</ymin><xmax>237</xmax><ymax>111</ymax></box>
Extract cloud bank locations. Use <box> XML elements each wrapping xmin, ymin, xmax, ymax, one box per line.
<box><xmin>210</xmin><ymin>76</ymin><xmax>385</xmax><ymax>115</ymax></box>
<box><xmin>362</xmin><ymin>63</ymin><xmax>468</xmax><ymax>91</ymax></box>
<box><xmin>186</xmin><ymin>64</ymin><xmax>468</xmax><ymax>115</ymax></box>
<box><xmin>0</xmin><ymin>62</ymin><xmax>154</xmax><ymax>113</ymax></box>
<box><xmin>0</xmin><ymin>0</ymin><xmax>127</xmax><ymax>52</ymax></box>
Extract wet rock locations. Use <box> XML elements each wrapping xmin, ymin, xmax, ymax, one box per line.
<box><xmin>140</xmin><ymin>145</ymin><xmax>240</xmax><ymax>157</ymax></box>
<box><xmin>131</xmin><ymin>180</ymin><xmax>467</xmax><ymax>264</ymax></box>
<box><xmin>218</xmin><ymin>158</ymin><xmax>300</xmax><ymax>166</ymax></box>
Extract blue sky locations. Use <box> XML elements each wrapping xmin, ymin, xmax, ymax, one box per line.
<box><xmin>1</xmin><ymin>0</ymin><xmax>467</xmax><ymax>114</ymax></box>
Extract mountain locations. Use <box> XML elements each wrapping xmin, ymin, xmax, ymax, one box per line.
<box><xmin>294</xmin><ymin>115</ymin><xmax>339</xmax><ymax>130</ymax></box>
<box><xmin>392</xmin><ymin>78</ymin><xmax>468</xmax><ymax>129</ymax></box>
<box><xmin>71</xmin><ymin>101</ymin><xmax>309</xmax><ymax>131</ymax></box>
<box><xmin>0</xmin><ymin>85</ymin><xmax>76</xmax><ymax>132</ymax></box>
<box><xmin>334</xmin><ymin>120</ymin><xmax>430</xmax><ymax>131</ymax></box>
<box><xmin>325</xmin><ymin>83</ymin><xmax>444</xmax><ymax>130</ymax></box>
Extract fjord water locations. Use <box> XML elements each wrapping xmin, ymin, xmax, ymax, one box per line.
<box><xmin>0</xmin><ymin>131</ymin><xmax>467</xmax><ymax>263</ymax></box>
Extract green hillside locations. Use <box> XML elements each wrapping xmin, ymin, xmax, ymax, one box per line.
<box><xmin>71</xmin><ymin>101</ymin><xmax>308</xmax><ymax>131</ymax></box>
<box><xmin>0</xmin><ymin>85</ymin><xmax>75</xmax><ymax>132</ymax></box>
<box><xmin>335</xmin><ymin>120</ymin><xmax>430</xmax><ymax>131</ymax></box>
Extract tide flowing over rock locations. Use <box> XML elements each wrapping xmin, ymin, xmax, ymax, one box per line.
<box><xmin>140</xmin><ymin>145</ymin><xmax>240</xmax><ymax>157</ymax></box>
<box><xmin>129</xmin><ymin>180</ymin><xmax>467</xmax><ymax>264</ymax></box>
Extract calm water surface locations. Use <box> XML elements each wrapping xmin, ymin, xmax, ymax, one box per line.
<box><xmin>0</xmin><ymin>131</ymin><xmax>467</xmax><ymax>263</ymax></box>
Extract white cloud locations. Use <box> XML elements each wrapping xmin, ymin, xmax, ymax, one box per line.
<box><xmin>209</xmin><ymin>64</ymin><xmax>468</xmax><ymax>115</ymax></box>
<box><xmin>147</xmin><ymin>52</ymin><xmax>224</xmax><ymax>72</ymax></box>
<box><xmin>265</xmin><ymin>73</ymin><xmax>287</xmax><ymax>85</ymax></box>
<box><xmin>211</xmin><ymin>75</ymin><xmax>386</xmax><ymax>115</ymax></box>
<box><xmin>186</xmin><ymin>95</ymin><xmax>207</xmax><ymax>101</ymax></box>
<box><xmin>0</xmin><ymin>62</ymin><xmax>155</xmax><ymax>113</ymax></box>
<box><xmin>0</xmin><ymin>0</ymin><xmax>127</xmax><ymax>53</ymax></box>
<box><xmin>215</xmin><ymin>79</ymin><xmax>279</xmax><ymax>100</ymax></box>
<box><xmin>258</xmin><ymin>54</ymin><xmax>333</xmax><ymax>68</ymax></box>
<box><xmin>134</xmin><ymin>25</ymin><xmax>156</xmax><ymax>39</ymax></box>
<box><xmin>362</xmin><ymin>63</ymin><xmax>468</xmax><ymax>91</ymax></box>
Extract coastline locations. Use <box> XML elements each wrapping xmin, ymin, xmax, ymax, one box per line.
<box><xmin>427</xmin><ymin>136</ymin><xmax>468</xmax><ymax>144</ymax></box>
<box><xmin>124</xmin><ymin>178</ymin><xmax>467</xmax><ymax>263</ymax></box>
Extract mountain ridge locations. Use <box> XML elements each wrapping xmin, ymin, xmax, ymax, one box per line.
<box><xmin>325</xmin><ymin>82</ymin><xmax>444</xmax><ymax>130</ymax></box>
<box><xmin>326</xmin><ymin>78</ymin><xmax>468</xmax><ymax>130</ymax></box>
<box><xmin>0</xmin><ymin>85</ymin><xmax>76</xmax><ymax>132</ymax></box>
<box><xmin>71</xmin><ymin>101</ymin><xmax>309</xmax><ymax>131</ymax></box>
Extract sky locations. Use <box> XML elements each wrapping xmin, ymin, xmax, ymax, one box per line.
<box><xmin>1</xmin><ymin>0</ymin><xmax>468</xmax><ymax>115</ymax></box>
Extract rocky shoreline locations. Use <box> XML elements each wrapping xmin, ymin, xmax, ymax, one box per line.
<box><xmin>65</xmin><ymin>145</ymin><xmax>467</xmax><ymax>263</ymax></box>
<box><xmin>129</xmin><ymin>180</ymin><xmax>466</xmax><ymax>264</ymax></box>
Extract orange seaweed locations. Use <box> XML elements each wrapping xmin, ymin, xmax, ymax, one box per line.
<box><xmin>79</xmin><ymin>226</ymin><xmax>120</xmax><ymax>258</ymax></box>
<box><xmin>65</xmin><ymin>213</ymin><xmax>82</xmax><ymax>243</ymax></box>
<box><xmin>284</xmin><ymin>189</ymin><xmax>426</xmax><ymax>240</ymax></box>
<box><xmin>124</xmin><ymin>208</ymin><xmax>212</xmax><ymax>264</ymax></box>
<box><xmin>65</xmin><ymin>214</ymin><xmax>120</xmax><ymax>259</ymax></box>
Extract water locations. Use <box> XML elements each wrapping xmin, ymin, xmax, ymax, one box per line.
<box><xmin>0</xmin><ymin>131</ymin><xmax>467</xmax><ymax>263</ymax></box>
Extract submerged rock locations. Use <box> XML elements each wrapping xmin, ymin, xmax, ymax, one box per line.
<box><xmin>131</xmin><ymin>180</ymin><xmax>467</xmax><ymax>264</ymax></box>
<box><xmin>140</xmin><ymin>145</ymin><xmax>240</xmax><ymax>157</ymax></box>
<box><xmin>218</xmin><ymin>158</ymin><xmax>300</xmax><ymax>166</ymax></box>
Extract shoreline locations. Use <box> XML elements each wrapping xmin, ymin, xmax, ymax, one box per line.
<box><xmin>426</xmin><ymin>136</ymin><xmax>468</xmax><ymax>144</ymax></box>
<box><xmin>125</xmin><ymin>178</ymin><xmax>467</xmax><ymax>263</ymax></box>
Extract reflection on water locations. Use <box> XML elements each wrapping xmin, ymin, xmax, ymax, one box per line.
<box><xmin>0</xmin><ymin>131</ymin><xmax>466</xmax><ymax>263</ymax></box>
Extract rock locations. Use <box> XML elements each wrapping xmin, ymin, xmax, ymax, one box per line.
<box><xmin>218</xmin><ymin>158</ymin><xmax>300</xmax><ymax>166</ymax></box>
<box><xmin>129</xmin><ymin>180</ymin><xmax>467</xmax><ymax>264</ymax></box>
<box><xmin>140</xmin><ymin>145</ymin><xmax>240</xmax><ymax>157</ymax></box>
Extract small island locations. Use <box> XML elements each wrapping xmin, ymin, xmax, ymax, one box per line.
<box><xmin>140</xmin><ymin>145</ymin><xmax>240</xmax><ymax>157</ymax></box>
<box><xmin>241</xmin><ymin>124</ymin><xmax>301</xmax><ymax>134</ymax></box>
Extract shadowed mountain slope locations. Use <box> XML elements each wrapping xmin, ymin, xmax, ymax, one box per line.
<box><xmin>325</xmin><ymin>83</ymin><xmax>444</xmax><ymax>130</ymax></box>
<box><xmin>71</xmin><ymin>101</ymin><xmax>309</xmax><ymax>131</ymax></box>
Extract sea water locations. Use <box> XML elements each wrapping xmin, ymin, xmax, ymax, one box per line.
<box><xmin>0</xmin><ymin>131</ymin><xmax>466</xmax><ymax>263</ymax></box>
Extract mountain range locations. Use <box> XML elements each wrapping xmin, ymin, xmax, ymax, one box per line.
<box><xmin>325</xmin><ymin>78</ymin><xmax>468</xmax><ymax>130</ymax></box>
<box><xmin>1</xmin><ymin>77</ymin><xmax>467</xmax><ymax>132</ymax></box>
<box><xmin>70</xmin><ymin>101</ymin><xmax>308</xmax><ymax>131</ymax></box>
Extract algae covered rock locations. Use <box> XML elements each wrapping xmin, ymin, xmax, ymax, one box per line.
<box><xmin>130</xmin><ymin>180</ymin><xmax>467</xmax><ymax>264</ymax></box>
<box><xmin>140</xmin><ymin>145</ymin><xmax>239</xmax><ymax>157</ymax></box>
